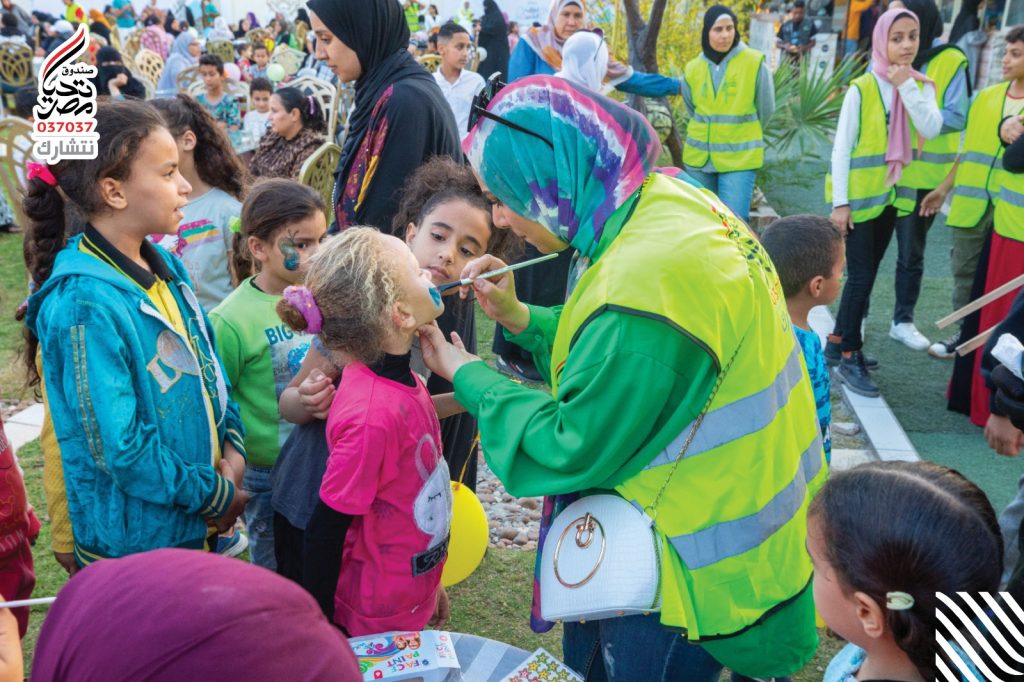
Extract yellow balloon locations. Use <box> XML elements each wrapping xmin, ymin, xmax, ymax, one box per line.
<box><xmin>442</xmin><ymin>482</ymin><xmax>488</xmax><ymax>587</ymax></box>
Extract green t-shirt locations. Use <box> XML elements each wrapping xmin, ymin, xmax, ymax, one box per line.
<box><xmin>210</xmin><ymin>278</ymin><xmax>311</xmax><ymax>467</ymax></box>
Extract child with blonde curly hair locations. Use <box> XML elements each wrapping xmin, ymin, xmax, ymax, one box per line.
<box><xmin>278</xmin><ymin>227</ymin><xmax>453</xmax><ymax>636</ymax></box>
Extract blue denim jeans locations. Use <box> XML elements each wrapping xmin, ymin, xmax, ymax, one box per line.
<box><xmin>563</xmin><ymin>614</ymin><xmax>724</xmax><ymax>681</ymax></box>
<box><xmin>243</xmin><ymin>465</ymin><xmax>276</xmax><ymax>571</ymax></box>
<box><xmin>684</xmin><ymin>167</ymin><xmax>757</xmax><ymax>223</ymax></box>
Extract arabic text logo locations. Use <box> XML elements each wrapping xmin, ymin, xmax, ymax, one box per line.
<box><xmin>32</xmin><ymin>25</ymin><xmax>98</xmax><ymax>163</ymax></box>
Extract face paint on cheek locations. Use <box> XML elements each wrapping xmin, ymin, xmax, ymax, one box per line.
<box><xmin>428</xmin><ymin>285</ymin><xmax>443</xmax><ymax>309</ymax></box>
<box><xmin>280</xmin><ymin>239</ymin><xmax>299</xmax><ymax>271</ymax></box>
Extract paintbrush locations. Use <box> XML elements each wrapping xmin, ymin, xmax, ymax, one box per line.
<box><xmin>436</xmin><ymin>253</ymin><xmax>561</xmax><ymax>293</ymax></box>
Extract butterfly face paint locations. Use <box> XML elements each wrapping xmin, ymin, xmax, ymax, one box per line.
<box><xmin>280</xmin><ymin>237</ymin><xmax>299</xmax><ymax>271</ymax></box>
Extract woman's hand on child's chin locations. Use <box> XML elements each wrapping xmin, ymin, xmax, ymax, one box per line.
<box><xmin>417</xmin><ymin>323</ymin><xmax>480</xmax><ymax>382</ymax></box>
<box><xmin>428</xmin><ymin>586</ymin><xmax>450</xmax><ymax>629</ymax></box>
<box><xmin>299</xmin><ymin>369</ymin><xmax>336</xmax><ymax>420</ymax></box>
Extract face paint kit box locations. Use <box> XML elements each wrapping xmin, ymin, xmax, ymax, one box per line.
<box><xmin>349</xmin><ymin>631</ymin><xmax>460</xmax><ymax>681</ymax></box>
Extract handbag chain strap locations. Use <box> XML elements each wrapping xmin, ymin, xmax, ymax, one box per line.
<box><xmin>645</xmin><ymin>338</ymin><xmax>744</xmax><ymax>521</ymax></box>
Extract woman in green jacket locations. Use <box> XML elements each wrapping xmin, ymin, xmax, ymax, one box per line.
<box><xmin>418</xmin><ymin>76</ymin><xmax>824</xmax><ymax>681</ymax></box>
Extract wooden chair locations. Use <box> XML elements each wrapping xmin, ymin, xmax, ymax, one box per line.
<box><xmin>206</xmin><ymin>39</ymin><xmax>235</xmax><ymax>65</ymax></box>
<box><xmin>176</xmin><ymin>65</ymin><xmax>201</xmax><ymax>93</ymax></box>
<box><xmin>0</xmin><ymin>117</ymin><xmax>34</xmax><ymax>229</ymax></box>
<box><xmin>289</xmin><ymin>75</ymin><xmax>338</xmax><ymax>139</ymax></box>
<box><xmin>270</xmin><ymin>45</ymin><xmax>304</xmax><ymax>78</ymax></box>
<box><xmin>299</xmin><ymin>142</ymin><xmax>341</xmax><ymax>227</ymax></box>
<box><xmin>417</xmin><ymin>54</ymin><xmax>442</xmax><ymax>73</ymax></box>
<box><xmin>134</xmin><ymin>48</ymin><xmax>164</xmax><ymax>87</ymax></box>
<box><xmin>0</xmin><ymin>43</ymin><xmax>33</xmax><ymax>110</ymax></box>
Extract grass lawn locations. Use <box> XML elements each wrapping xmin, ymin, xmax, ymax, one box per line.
<box><xmin>0</xmin><ymin>232</ymin><xmax>31</xmax><ymax>404</ymax></box>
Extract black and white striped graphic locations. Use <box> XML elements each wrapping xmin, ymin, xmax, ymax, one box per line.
<box><xmin>936</xmin><ymin>592</ymin><xmax>1024</xmax><ymax>681</ymax></box>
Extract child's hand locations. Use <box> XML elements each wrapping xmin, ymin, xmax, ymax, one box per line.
<box><xmin>417</xmin><ymin>323</ymin><xmax>479</xmax><ymax>382</ymax></box>
<box><xmin>53</xmin><ymin>551</ymin><xmax>80</xmax><ymax>577</ymax></box>
<box><xmin>300</xmin><ymin>369</ymin><xmax>336</xmax><ymax>420</ymax></box>
<box><xmin>214</xmin><ymin>487</ymin><xmax>250</xmax><ymax>534</ymax></box>
<box><xmin>221</xmin><ymin>442</ymin><xmax>246</xmax><ymax>489</ymax></box>
<box><xmin>428</xmin><ymin>586</ymin><xmax>450</xmax><ymax>629</ymax></box>
<box><xmin>919</xmin><ymin>186</ymin><xmax>948</xmax><ymax>217</ymax></box>
<box><xmin>830</xmin><ymin>205</ymin><xmax>853</xmax><ymax>237</ymax></box>
<box><xmin>1002</xmin><ymin>116</ymin><xmax>1024</xmax><ymax>145</ymax></box>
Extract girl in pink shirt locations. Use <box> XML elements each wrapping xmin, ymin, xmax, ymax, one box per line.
<box><xmin>278</xmin><ymin>227</ymin><xmax>453</xmax><ymax>636</ymax></box>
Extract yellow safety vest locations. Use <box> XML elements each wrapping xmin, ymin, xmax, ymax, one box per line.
<box><xmin>549</xmin><ymin>173</ymin><xmax>823</xmax><ymax>677</ymax></box>
<box><xmin>826</xmin><ymin>73</ymin><xmax>893</xmax><ymax>223</ymax></box>
<box><xmin>683</xmin><ymin>48</ymin><xmax>766</xmax><ymax>172</ymax></box>
<box><xmin>995</xmin><ymin>159</ymin><xmax>1024</xmax><ymax>242</ymax></box>
<box><xmin>947</xmin><ymin>82</ymin><xmax>1010</xmax><ymax>228</ymax></box>
<box><xmin>895</xmin><ymin>48</ymin><xmax>969</xmax><ymax>212</ymax></box>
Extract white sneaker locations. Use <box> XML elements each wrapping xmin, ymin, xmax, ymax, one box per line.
<box><xmin>889</xmin><ymin>322</ymin><xmax>930</xmax><ymax>351</ymax></box>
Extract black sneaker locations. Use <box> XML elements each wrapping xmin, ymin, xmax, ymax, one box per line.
<box><xmin>837</xmin><ymin>351</ymin><xmax>881</xmax><ymax>398</ymax></box>
<box><xmin>495</xmin><ymin>355</ymin><xmax>543</xmax><ymax>383</ymax></box>
<box><xmin>825</xmin><ymin>340</ymin><xmax>879</xmax><ymax>369</ymax></box>
<box><xmin>928</xmin><ymin>330</ymin><xmax>961</xmax><ymax>359</ymax></box>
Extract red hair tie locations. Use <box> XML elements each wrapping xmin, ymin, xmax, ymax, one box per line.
<box><xmin>26</xmin><ymin>162</ymin><xmax>57</xmax><ymax>187</ymax></box>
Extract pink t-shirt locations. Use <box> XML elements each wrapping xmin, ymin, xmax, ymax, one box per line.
<box><xmin>320</xmin><ymin>362</ymin><xmax>452</xmax><ymax>636</ymax></box>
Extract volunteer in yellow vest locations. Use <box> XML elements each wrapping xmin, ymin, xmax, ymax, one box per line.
<box><xmin>949</xmin><ymin>26</ymin><xmax>1024</xmax><ymax>432</ymax></box>
<box><xmin>937</xmin><ymin>29</ymin><xmax>1024</xmax><ymax>367</ymax></box>
<box><xmin>420</xmin><ymin>76</ymin><xmax>824</xmax><ymax>680</ymax></box>
<box><xmin>403</xmin><ymin>0</ymin><xmax>422</xmax><ymax>33</ymax></box>
<box><xmin>888</xmin><ymin>0</ymin><xmax>969</xmax><ymax>354</ymax></box>
<box><xmin>827</xmin><ymin>8</ymin><xmax>940</xmax><ymax>398</ymax></box>
<box><xmin>681</xmin><ymin>5</ymin><xmax>773</xmax><ymax>223</ymax></box>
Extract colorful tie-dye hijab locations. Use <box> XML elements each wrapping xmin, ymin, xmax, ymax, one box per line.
<box><xmin>463</xmin><ymin>75</ymin><xmax>663</xmax><ymax>261</ymax></box>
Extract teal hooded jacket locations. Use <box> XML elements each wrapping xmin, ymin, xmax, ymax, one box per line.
<box><xmin>26</xmin><ymin>233</ymin><xmax>246</xmax><ymax>565</ymax></box>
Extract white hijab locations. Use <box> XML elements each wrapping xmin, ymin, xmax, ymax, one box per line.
<box><xmin>554</xmin><ymin>30</ymin><xmax>609</xmax><ymax>93</ymax></box>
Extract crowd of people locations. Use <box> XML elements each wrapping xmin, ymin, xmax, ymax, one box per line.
<box><xmin>0</xmin><ymin>0</ymin><xmax>1020</xmax><ymax>680</ymax></box>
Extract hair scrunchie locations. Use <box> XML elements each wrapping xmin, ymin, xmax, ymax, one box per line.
<box><xmin>27</xmin><ymin>162</ymin><xmax>58</xmax><ymax>187</ymax></box>
<box><xmin>282</xmin><ymin>285</ymin><xmax>323</xmax><ymax>334</ymax></box>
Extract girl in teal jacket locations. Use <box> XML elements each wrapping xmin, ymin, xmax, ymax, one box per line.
<box><xmin>23</xmin><ymin>100</ymin><xmax>248</xmax><ymax>567</ymax></box>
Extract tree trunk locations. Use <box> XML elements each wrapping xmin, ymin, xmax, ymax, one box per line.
<box><xmin>621</xmin><ymin>0</ymin><xmax>683</xmax><ymax>166</ymax></box>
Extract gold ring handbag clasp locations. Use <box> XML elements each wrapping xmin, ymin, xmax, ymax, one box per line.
<box><xmin>552</xmin><ymin>513</ymin><xmax>606</xmax><ymax>588</ymax></box>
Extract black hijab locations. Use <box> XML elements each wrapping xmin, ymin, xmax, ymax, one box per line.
<box><xmin>93</xmin><ymin>46</ymin><xmax>146</xmax><ymax>98</ymax></box>
<box><xmin>478</xmin><ymin>0</ymin><xmax>509</xmax><ymax>80</ymax></box>
<box><xmin>903</xmin><ymin>0</ymin><xmax>952</xmax><ymax>68</ymax></box>
<box><xmin>948</xmin><ymin>0</ymin><xmax>982</xmax><ymax>44</ymax></box>
<box><xmin>702</xmin><ymin>5</ymin><xmax>739</xmax><ymax>65</ymax></box>
<box><xmin>306</xmin><ymin>0</ymin><xmax>433</xmax><ymax>181</ymax></box>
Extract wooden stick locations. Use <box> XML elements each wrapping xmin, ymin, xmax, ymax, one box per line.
<box><xmin>956</xmin><ymin>326</ymin><xmax>996</xmax><ymax>356</ymax></box>
<box><xmin>937</xmin><ymin>274</ymin><xmax>1024</xmax><ymax>330</ymax></box>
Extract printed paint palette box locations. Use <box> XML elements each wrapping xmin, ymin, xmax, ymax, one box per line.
<box><xmin>499</xmin><ymin>648</ymin><xmax>583</xmax><ymax>682</ymax></box>
<box><xmin>349</xmin><ymin>631</ymin><xmax>460</xmax><ymax>682</ymax></box>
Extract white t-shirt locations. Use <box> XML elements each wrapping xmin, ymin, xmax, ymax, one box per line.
<box><xmin>243</xmin><ymin>110</ymin><xmax>271</xmax><ymax>140</ymax></box>
<box><xmin>433</xmin><ymin>67</ymin><xmax>486</xmax><ymax>139</ymax></box>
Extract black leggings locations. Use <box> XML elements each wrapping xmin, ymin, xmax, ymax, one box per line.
<box><xmin>832</xmin><ymin>206</ymin><xmax>897</xmax><ymax>352</ymax></box>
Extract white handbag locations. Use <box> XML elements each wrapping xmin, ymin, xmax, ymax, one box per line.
<box><xmin>538</xmin><ymin>343</ymin><xmax>741</xmax><ymax>624</ymax></box>
<box><xmin>539</xmin><ymin>494</ymin><xmax>662</xmax><ymax>622</ymax></box>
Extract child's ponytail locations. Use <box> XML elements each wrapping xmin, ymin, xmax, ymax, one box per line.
<box><xmin>810</xmin><ymin>461</ymin><xmax>1002</xmax><ymax>680</ymax></box>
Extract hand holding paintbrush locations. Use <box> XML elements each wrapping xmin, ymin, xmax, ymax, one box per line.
<box><xmin>444</xmin><ymin>253</ymin><xmax>554</xmax><ymax>336</ymax></box>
